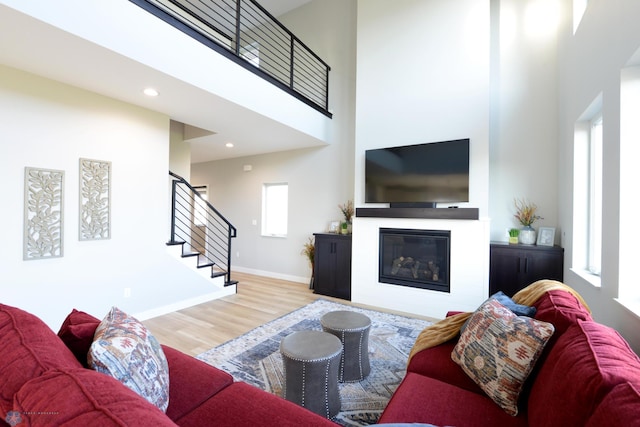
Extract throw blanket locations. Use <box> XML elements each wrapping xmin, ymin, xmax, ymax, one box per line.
<box><xmin>407</xmin><ymin>280</ymin><xmax>590</xmax><ymax>364</ymax></box>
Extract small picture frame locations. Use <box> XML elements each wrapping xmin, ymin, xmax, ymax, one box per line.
<box><xmin>537</xmin><ymin>227</ymin><xmax>556</xmax><ymax>246</ymax></box>
<box><xmin>329</xmin><ymin>221</ymin><xmax>340</xmax><ymax>233</ymax></box>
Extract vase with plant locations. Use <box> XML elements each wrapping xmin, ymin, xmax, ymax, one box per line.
<box><xmin>338</xmin><ymin>200</ymin><xmax>354</xmax><ymax>234</ymax></box>
<box><xmin>514</xmin><ymin>198</ymin><xmax>542</xmax><ymax>245</ymax></box>
<box><xmin>301</xmin><ymin>236</ymin><xmax>315</xmax><ymax>288</ymax></box>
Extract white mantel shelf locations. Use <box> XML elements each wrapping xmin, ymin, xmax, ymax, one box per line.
<box><xmin>355</xmin><ymin>207</ymin><xmax>479</xmax><ymax>220</ymax></box>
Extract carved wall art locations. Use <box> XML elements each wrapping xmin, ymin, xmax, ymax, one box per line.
<box><xmin>79</xmin><ymin>158</ymin><xmax>111</xmax><ymax>241</ymax></box>
<box><xmin>23</xmin><ymin>167</ymin><xmax>65</xmax><ymax>260</ymax></box>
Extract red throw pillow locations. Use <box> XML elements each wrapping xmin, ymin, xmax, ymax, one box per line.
<box><xmin>0</xmin><ymin>304</ymin><xmax>82</xmax><ymax>419</ymax></box>
<box><xmin>57</xmin><ymin>309</ymin><xmax>101</xmax><ymax>367</ymax></box>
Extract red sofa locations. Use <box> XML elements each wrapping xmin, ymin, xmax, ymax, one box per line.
<box><xmin>379</xmin><ymin>287</ymin><xmax>640</xmax><ymax>426</ymax></box>
<box><xmin>0</xmin><ymin>304</ymin><xmax>338</xmax><ymax>427</ymax></box>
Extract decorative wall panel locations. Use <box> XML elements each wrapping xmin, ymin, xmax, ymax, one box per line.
<box><xmin>79</xmin><ymin>158</ymin><xmax>111</xmax><ymax>240</ymax></box>
<box><xmin>23</xmin><ymin>167</ymin><xmax>65</xmax><ymax>260</ymax></box>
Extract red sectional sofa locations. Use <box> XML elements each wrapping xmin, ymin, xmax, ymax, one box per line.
<box><xmin>379</xmin><ymin>285</ymin><xmax>640</xmax><ymax>426</ymax></box>
<box><xmin>0</xmin><ymin>304</ymin><xmax>338</xmax><ymax>427</ymax></box>
<box><xmin>5</xmin><ymin>283</ymin><xmax>640</xmax><ymax>427</ymax></box>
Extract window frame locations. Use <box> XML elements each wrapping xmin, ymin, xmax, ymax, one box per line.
<box><xmin>261</xmin><ymin>182</ymin><xmax>288</xmax><ymax>238</ymax></box>
<box><xmin>587</xmin><ymin>114</ymin><xmax>603</xmax><ymax>276</ymax></box>
<box><xmin>571</xmin><ymin>95</ymin><xmax>603</xmax><ymax>286</ymax></box>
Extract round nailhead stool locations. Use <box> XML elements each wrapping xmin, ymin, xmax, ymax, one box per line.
<box><xmin>279</xmin><ymin>330</ymin><xmax>342</xmax><ymax>419</ymax></box>
<box><xmin>320</xmin><ymin>310</ymin><xmax>371</xmax><ymax>382</ymax></box>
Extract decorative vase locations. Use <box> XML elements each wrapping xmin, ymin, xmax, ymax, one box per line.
<box><xmin>519</xmin><ymin>226</ymin><xmax>536</xmax><ymax>245</ymax></box>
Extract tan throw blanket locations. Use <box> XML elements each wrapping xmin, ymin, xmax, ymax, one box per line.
<box><xmin>407</xmin><ymin>279</ymin><xmax>590</xmax><ymax>364</ymax></box>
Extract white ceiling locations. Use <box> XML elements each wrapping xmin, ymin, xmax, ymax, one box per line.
<box><xmin>0</xmin><ymin>0</ymin><xmax>319</xmax><ymax>164</ymax></box>
<box><xmin>263</xmin><ymin>0</ymin><xmax>312</xmax><ymax>18</ymax></box>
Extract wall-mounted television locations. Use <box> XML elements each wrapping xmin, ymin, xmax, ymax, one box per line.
<box><xmin>365</xmin><ymin>138</ymin><xmax>470</xmax><ymax>207</ymax></box>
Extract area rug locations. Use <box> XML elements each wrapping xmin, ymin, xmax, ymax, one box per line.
<box><xmin>197</xmin><ymin>299</ymin><xmax>432</xmax><ymax>426</ymax></box>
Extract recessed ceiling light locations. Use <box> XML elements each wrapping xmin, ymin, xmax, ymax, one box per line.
<box><xmin>225</xmin><ymin>142</ymin><xmax>234</xmax><ymax>148</ymax></box>
<box><xmin>143</xmin><ymin>88</ymin><xmax>159</xmax><ymax>97</ymax></box>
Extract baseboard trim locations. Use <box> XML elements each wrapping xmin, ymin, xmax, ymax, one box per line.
<box><xmin>134</xmin><ymin>287</ymin><xmax>236</xmax><ymax>320</ymax></box>
<box><xmin>232</xmin><ymin>265</ymin><xmax>308</xmax><ymax>284</ymax></box>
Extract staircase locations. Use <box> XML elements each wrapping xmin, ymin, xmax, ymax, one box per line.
<box><xmin>167</xmin><ymin>171</ymin><xmax>238</xmax><ymax>287</ymax></box>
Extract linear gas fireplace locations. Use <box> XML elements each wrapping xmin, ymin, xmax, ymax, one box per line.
<box><xmin>379</xmin><ymin>228</ymin><xmax>450</xmax><ymax>292</ymax></box>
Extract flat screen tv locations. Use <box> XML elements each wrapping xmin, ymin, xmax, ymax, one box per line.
<box><xmin>365</xmin><ymin>138</ymin><xmax>470</xmax><ymax>207</ymax></box>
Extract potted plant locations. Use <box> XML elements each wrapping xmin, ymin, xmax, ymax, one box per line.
<box><xmin>340</xmin><ymin>221</ymin><xmax>349</xmax><ymax>235</ymax></box>
<box><xmin>301</xmin><ymin>237</ymin><xmax>315</xmax><ymax>289</ymax></box>
<box><xmin>508</xmin><ymin>228</ymin><xmax>520</xmax><ymax>244</ymax></box>
<box><xmin>514</xmin><ymin>198</ymin><xmax>542</xmax><ymax>245</ymax></box>
<box><xmin>338</xmin><ymin>200</ymin><xmax>354</xmax><ymax>234</ymax></box>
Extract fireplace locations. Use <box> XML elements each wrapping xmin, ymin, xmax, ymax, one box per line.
<box><xmin>379</xmin><ymin>228</ymin><xmax>450</xmax><ymax>292</ymax></box>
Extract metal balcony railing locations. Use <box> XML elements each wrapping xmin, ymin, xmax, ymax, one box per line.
<box><xmin>130</xmin><ymin>0</ymin><xmax>331</xmax><ymax>116</ymax></box>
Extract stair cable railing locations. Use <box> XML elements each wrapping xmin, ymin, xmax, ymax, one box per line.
<box><xmin>168</xmin><ymin>171</ymin><xmax>237</xmax><ymax>286</ymax></box>
<box><xmin>129</xmin><ymin>0</ymin><xmax>331</xmax><ymax>117</ymax></box>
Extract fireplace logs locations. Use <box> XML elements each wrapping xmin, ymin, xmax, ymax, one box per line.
<box><xmin>391</xmin><ymin>257</ymin><xmax>440</xmax><ymax>281</ymax></box>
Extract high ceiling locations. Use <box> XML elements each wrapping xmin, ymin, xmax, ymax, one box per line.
<box><xmin>262</xmin><ymin>0</ymin><xmax>312</xmax><ymax>17</ymax></box>
<box><xmin>0</xmin><ymin>0</ymin><xmax>321</xmax><ymax>164</ymax></box>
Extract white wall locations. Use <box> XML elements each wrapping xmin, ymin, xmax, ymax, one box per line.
<box><xmin>489</xmin><ymin>0</ymin><xmax>561</xmax><ymax>242</ymax></box>
<box><xmin>169</xmin><ymin>121</ymin><xmax>191</xmax><ymax>180</ymax></box>
<box><xmin>556</xmin><ymin>0</ymin><xmax>640</xmax><ymax>353</ymax></box>
<box><xmin>190</xmin><ymin>0</ymin><xmax>357</xmax><ymax>283</ymax></box>
<box><xmin>353</xmin><ymin>0</ymin><xmax>491</xmax><ymax>216</ymax></box>
<box><xmin>0</xmin><ymin>65</ymin><xmax>230</xmax><ymax>329</ymax></box>
<box><xmin>351</xmin><ymin>0</ymin><xmax>491</xmax><ymax>317</ymax></box>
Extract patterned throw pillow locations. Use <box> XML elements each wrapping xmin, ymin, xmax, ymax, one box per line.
<box><xmin>88</xmin><ymin>307</ymin><xmax>169</xmax><ymax>412</ymax></box>
<box><xmin>451</xmin><ymin>299</ymin><xmax>554</xmax><ymax>416</ymax></box>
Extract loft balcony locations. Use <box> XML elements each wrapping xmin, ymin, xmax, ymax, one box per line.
<box><xmin>131</xmin><ymin>0</ymin><xmax>331</xmax><ymax>117</ymax></box>
<box><xmin>0</xmin><ymin>0</ymin><xmax>332</xmax><ymax>162</ymax></box>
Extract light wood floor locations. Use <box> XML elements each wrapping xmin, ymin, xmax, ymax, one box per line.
<box><xmin>144</xmin><ymin>271</ymin><xmax>437</xmax><ymax>357</ymax></box>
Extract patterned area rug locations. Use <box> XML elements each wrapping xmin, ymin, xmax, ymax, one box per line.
<box><xmin>197</xmin><ymin>299</ymin><xmax>432</xmax><ymax>426</ymax></box>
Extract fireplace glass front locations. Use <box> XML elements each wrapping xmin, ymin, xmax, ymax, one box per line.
<box><xmin>379</xmin><ymin>228</ymin><xmax>450</xmax><ymax>292</ymax></box>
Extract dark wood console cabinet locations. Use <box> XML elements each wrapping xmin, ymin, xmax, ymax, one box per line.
<box><xmin>489</xmin><ymin>242</ymin><xmax>564</xmax><ymax>297</ymax></box>
<box><xmin>313</xmin><ymin>233</ymin><xmax>352</xmax><ymax>300</ymax></box>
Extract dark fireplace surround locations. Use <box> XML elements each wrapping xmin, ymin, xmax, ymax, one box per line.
<box><xmin>379</xmin><ymin>228</ymin><xmax>451</xmax><ymax>293</ymax></box>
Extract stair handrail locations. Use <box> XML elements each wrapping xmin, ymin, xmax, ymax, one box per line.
<box><xmin>169</xmin><ymin>171</ymin><xmax>237</xmax><ymax>285</ymax></box>
<box><xmin>169</xmin><ymin>171</ymin><xmax>237</xmax><ymax>240</ymax></box>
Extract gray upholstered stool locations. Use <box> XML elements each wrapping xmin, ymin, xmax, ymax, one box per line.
<box><xmin>320</xmin><ymin>310</ymin><xmax>371</xmax><ymax>382</ymax></box>
<box><xmin>280</xmin><ymin>330</ymin><xmax>342</xmax><ymax>419</ymax></box>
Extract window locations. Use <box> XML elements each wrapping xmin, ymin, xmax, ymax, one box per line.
<box><xmin>587</xmin><ymin>115</ymin><xmax>602</xmax><ymax>275</ymax></box>
<box><xmin>262</xmin><ymin>183</ymin><xmax>288</xmax><ymax>237</ymax></box>
<box><xmin>193</xmin><ymin>186</ymin><xmax>208</xmax><ymax>227</ymax></box>
<box><xmin>618</xmin><ymin>62</ymin><xmax>640</xmax><ymax>309</ymax></box>
<box><xmin>572</xmin><ymin>95</ymin><xmax>602</xmax><ymax>284</ymax></box>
